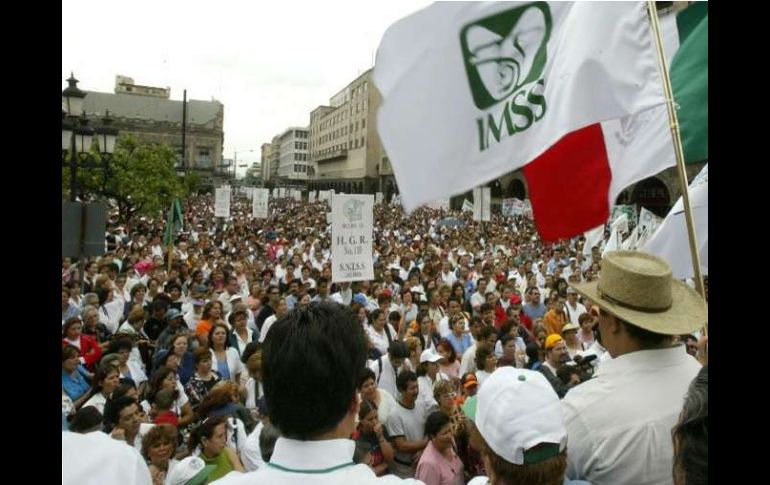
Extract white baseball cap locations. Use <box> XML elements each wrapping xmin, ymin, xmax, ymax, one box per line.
<box><xmin>165</xmin><ymin>457</ymin><xmax>216</xmax><ymax>485</ymax></box>
<box><xmin>419</xmin><ymin>348</ymin><xmax>442</xmax><ymax>364</ymax></box>
<box><xmin>476</xmin><ymin>367</ymin><xmax>567</xmax><ymax>465</ymax></box>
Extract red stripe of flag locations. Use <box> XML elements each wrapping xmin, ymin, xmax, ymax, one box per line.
<box><xmin>523</xmin><ymin>123</ymin><xmax>611</xmax><ymax>242</ymax></box>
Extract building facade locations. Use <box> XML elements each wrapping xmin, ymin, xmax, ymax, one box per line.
<box><xmin>82</xmin><ymin>75</ymin><xmax>225</xmax><ymax>188</ymax></box>
<box><xmin>307</xmin><ymin>69</ymin><xmax>386</xmax><ymax>194</ymax></box>
<box><xmin>276</xmin><ymin>127</ymin><xmax>310</xmax><ymax>186</ymax></box>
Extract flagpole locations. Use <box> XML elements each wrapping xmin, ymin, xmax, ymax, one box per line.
<box><xmin>646</xmin><ymin>2</ymin><xmax>707</xmax><ymax>332</ymax></box>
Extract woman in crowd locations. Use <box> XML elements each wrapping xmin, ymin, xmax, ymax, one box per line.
<box><xmin>433</xmin><ymin>380</ymin><xmax>468</xmax><ymax>461</ymax></box>
<box><xmin>142</xmin><ymin>423</ymin><xmax>179</xmax><ymax>485</ymax></box>
<box><xmin>62</xmin><ymin>345</ymin><xmax>92</xmax><ymax>409</ymax></box>
<box><xmin>81</xmin><ymin>305</ymin><xmax>112</xmax><ymax>352</ymax></box>
<box><xmin>243</xmin><ymin>351</ymin><xmax>264</xmax><ymax>418</ymax></box>
<box><xmin>108</xmin><ymin>338</ymin><xmax>148</xmax><ymax>397</ymax></box>
<box><xmin>62</xmin><ymin>317</ymin><xmax>102</xmax><ymax>371</ymax></box>
<box><xmin>185</xmin><ymin>347</ymin><xmax>222</xmax><ymax>410</ymax></box>
<box><xmin>357</xmin><ymin>367</ymin><xmax>397</xmax><ymax>425</ymax></box>
<box><xmin>474</xmin><ymin>345</ymin><xmax>497</xmax><ymax>386</ymax></box>
<box><xmin>415</xmin><ymin>411</ymin><xmax>464</xmax><ymax>485</ymax></box>
<box><xmin>228</xmin><ymin>309</ymin><xmax>255</xmax><ymax>359</ymax></box>
<box><xmin>154</xmin><ymin>333</ymin><xmax>195</xmax><ymax>386</ymax></box>
<box><xmin>83</xmin><ymin>363</ymin><xmax>120</xmax><ymax>413</ymax></box>
<box><xmin>352</xmin><ymin>399</ymin><xmax>395</xmax><ymax>477</ymax></box>
<box><xmin>436</xmin><ymin>338</ymin><xmax>460</xmax><ymax>379</ymax></box>
<box><xmin>142</xmin><ymin>366</ymin><xmax>194</xmax><ymax>428</ymax></box>
<box><xmin>403</xmin><ymin>336</ymin><xmax>423</xmax><ymax>373</ymax></box>
<box><xmin>196</xmin><ymin>382</ymin><xmax>253</xmax><ymax>447</ymax></box>
<box><xmin>124</xmin><ymin>283</ymin><xmax>147</xmax><ymax>317</ymax></box>
<box><xmin>196</xmin><ymin>301</ymin><xmax>225</xmax><ymax>348</ymax></box>
<box><xmin>208</xmin><ymin>323</ymin><xmax>244</xmax><ymax>384</ymax></box>
<box><xmin>187</xmin><ymin>416</ymin><xmax>245</xmax><ymax>481</ymax></box>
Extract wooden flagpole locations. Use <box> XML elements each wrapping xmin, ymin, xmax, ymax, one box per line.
<box><xmin>646</xmin><ymin>2</ymin><xmax>707</xmax><ymax>336</ymax></box>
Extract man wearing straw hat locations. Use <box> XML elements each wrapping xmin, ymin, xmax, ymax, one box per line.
<box><xmin>562</xmin><ymin>251</ymin><xmax>706</xmax><ymax>485</ymax></box>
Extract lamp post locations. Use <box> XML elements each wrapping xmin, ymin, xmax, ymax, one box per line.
<box><xmin>61</xmin><ymin>73</ymin><xmax>118</xmax><ymax>200</ymax></box>
<box><xmin>61</xmin><ymin>73</ymin><xmax>119</xmax><ymax>294</ymax></box>
<box><xmin>233</xmin><ymin>148</ymin><xmax>256</xmax><ymax>181</ymax></box>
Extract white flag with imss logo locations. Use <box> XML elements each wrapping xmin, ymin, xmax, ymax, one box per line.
<box><xmin>374</xmin><ymin>1</ymin><xmax>667</xmax><ymax>220</ymax></box>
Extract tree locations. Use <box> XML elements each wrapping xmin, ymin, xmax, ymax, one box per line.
<box><xmin>63</xmin><ymin>135</ymin><xmax>188</xmax><ymax>223</ymax></box>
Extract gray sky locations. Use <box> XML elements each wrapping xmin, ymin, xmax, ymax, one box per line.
<box><xmin>62</xmin><ymin>0</ymin><xmax>431</xmax><ymax>176</ymax></box>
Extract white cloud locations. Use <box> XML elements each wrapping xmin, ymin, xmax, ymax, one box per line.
<box><xmin>62</xmin><ymin>0</ymin><xmax>431</xmax><ymax>174</ymax></box>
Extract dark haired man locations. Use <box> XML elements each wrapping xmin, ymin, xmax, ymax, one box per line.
<box><xmin>216</xmin><ymin>302</ymin><xmax>422</xmax><ymax>483</ymax></box>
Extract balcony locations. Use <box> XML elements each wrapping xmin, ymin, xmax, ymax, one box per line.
<box><xmin>314</xmin><ymin>148</ymin><xmax>348</xmax><ymax>164</ymax></box>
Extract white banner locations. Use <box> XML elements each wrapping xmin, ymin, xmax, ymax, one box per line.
<box><xmin>309</xmin><ymin>191</ymin><xmax>317</xmax><ymax>202</ymax></box>
<box><xmin>292</xmin><ymin>189</ymin><xmax>302</xmax><ymax>201</ymax></box>
<box><xmin>375</xmin><ymin>192</ymin><xmax>384</xmax><ymax>204</ymax></box>
<box><xmin>462</xmin><ymin>199</ymin><xmax>473</xmax><ymax>212</ymax></box>
<box><xmin>643</xmin><ymin>164</ymin><xmax>708</xmax><ymax>278</ymax></box>
<box><xmin>473</xmin><ymin>187</ymin><xmax>491</xmax><ymax>221</ymax></box>
<box><xmin>331</xmin><ymin>194</ymin><xmax>375</xmax><ymax>282</ymax></box>
<box><xmin>425</xmin><ymin>198</ymin><xmax>450</xmax><ymax>210</ymax></box>
<box><xmin>215</xmin><ymin>187</ymin><xmax>231</xmax><ymax>218</ymax></box>
<box><xmin>252</xmin><ymin>188</ymin><xmax>269</xmax><ymax>219</ymax></box>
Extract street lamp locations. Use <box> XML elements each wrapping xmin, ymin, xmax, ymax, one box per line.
<box><xmin>62</xmin><ymin>73</ymin><xmax>118</xmax><ymax>201</ymax></box>
<box><xmin>234</xmin><ymin>148</ymin><xmax>256</xmax><ymax>180</ymax></box>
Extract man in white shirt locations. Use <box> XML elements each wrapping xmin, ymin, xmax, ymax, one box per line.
<box><xmin>469</xmin><ymin>278</ymin><xmax>488</xmax><ymax>317</ymax></box>
<box><xmin>562</xmin><ymin>251</ymin><xmax>707</xmax><ymax>485</ymax></box>
<box><xmin>214</xmin><ymin>302</ymin><xmax>421</xmax><ymax>484</ymax></box>
<box><xmin>219</xmin><ymin>276</ymin><xmax>243</xmax><ymax>314</ymax></box>
<box><xmin>368</xmin><ymin>341</ymin><xmax>409</xmax><ymax>400</ymax></box>
<box><xmin>440</xmin><ymin>261</ymin><xmax>457</xmax><ymax>286</ymax></box>
<box><xmin>62</xmin><ymin>429</ymin><xmax>152</xmax><ymax>485</ymax></box>
<box><xmin>563</xmin><ymin>287</ymin><xmax>587</xmax><ymax>325</ymax></box>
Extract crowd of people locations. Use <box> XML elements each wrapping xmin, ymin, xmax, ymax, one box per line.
<box><xmin>62</xmin><ymin>193</ymin><xmax>708</xmax><ymax>484</ymax></box>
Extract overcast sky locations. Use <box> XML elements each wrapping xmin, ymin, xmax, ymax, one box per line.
<box><xmin>62</xmin><ymin>0</ymin><xmax>431</xmax><ymax>175</ymax></box>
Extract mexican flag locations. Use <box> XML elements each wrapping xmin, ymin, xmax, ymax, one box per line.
<box><xmin>374</xmin><ymin>2</ymin><xmax>707</xmax><ymax>242</ymax></box>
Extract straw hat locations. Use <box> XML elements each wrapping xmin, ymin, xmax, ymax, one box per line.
<box><xmin>571</xmin><ymin>251</ymin><xmax>706</xmax><ymax>335</ymax></box>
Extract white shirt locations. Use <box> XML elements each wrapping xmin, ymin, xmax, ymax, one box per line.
<box><xmin>437</xmin><ymin>315</ymin><xmax>469</xmax><ymax>338</ymax></box>
<box><xmin>417</xmin><ymin>373</ymin><xmax>448</xmax><ymax>416</ymax></box>
<box><xmin>120</xmin><ymin>360</ymin><xmax>148</xmax><ymax>386</ymax></box>
<box><xmin>365</xmin><ymin>324</ymin><xmax>398</xmax><ymax>356</ymax></box>
<box><xmin>564</xmin><ymin>301</ymin><xmax>588</xmax><ymax>325</ymax></box>
<box><xmin>214</xmin><ymin>437</ymin><xmax>422</xmax><ymax>484</ymax></box>
<box><xmin>210</xmin><ymin>347</ymin><xmax>244</xmax><ymax>382</ymax></box>
<box><xmin>259</xmin><ymin>315</ymin><xmax>278</xmax><ymax>343</ymax></box>
<box><xmin>62</xmin><ymin>431</ymin><xmax>152</xmax><ymax>485</ymax></box>
<box><xmin>241</xmin><ymin>421</ymin><xmax>266</xmax><ymax>472</ymax></box>
<box><xmin>245</xmin><ymin>377</ymin><xmax>264</xmax><ymax>411</ymax></box>
<box><xmin>562</xmin><ymin>346</ymin><xmax>702</xmax><ymax>485</ymax></box>
<box><xmin>83</xmin><ymin>392</ymin><xmax>108</xmax><ymax>414</ymax></box>
<box><xmin>369</xmin><ymin>354</ymin><xmax>400</xmax><ymax>399</ymax></box>
<box><xmin>441</xmin><ymin>271</ymin><xmax>457</xmax><ymax>286</ymax></box>
<box><xmin>458</xmin><ymin>343</ymin><xmax>478</xmax><ymax>376</ymax></box>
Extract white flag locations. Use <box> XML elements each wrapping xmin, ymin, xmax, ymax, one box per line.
<box><xmin>252</xmin><ymin>188</ymin><xmax>269</xmax><ymax>219</ymax></box>
<box><xmin>375</xmin><ymin>192</ymin><xmax>384</xmax><ymax>205</ymax></box>
<box><xmin>374</xmin><ymin>2</ymin><xmax>666</xmax><ymax>212</ymax></box>
<box><xmin>643</xmin><ymin>164</ymin><xmax>708</xmax><ymax>279</ymax></box>
<box><xmin>331</xmin><ymin>194</ymin><xmax>375</xmax><ymax>282</ymax></box>
<box><xmin>462</xmin><ymin>199</ymin><xmax>473</xmax><ymax>212</ymax></box>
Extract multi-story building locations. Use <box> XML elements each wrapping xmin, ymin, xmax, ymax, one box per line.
<box><xmin>308</xmin><ymin>69</ymin><xmax>386</xmax><ymax>195</ymax></box>
<box><xmin>82</xmin><ymin>75</ymin><xmax>225</xmax><ymax>188</ymax></box>
<box><xmin>260</xmin><ymin>143</ymin><xmax>273</xmax><ymax>182</ymax></box>
<box><xmin>276</xmin><ymin>127</ymin><xmax>310</xmax><ymax>186</ymax></box>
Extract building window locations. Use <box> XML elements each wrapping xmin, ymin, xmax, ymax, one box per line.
<box><xmin>361</xmin><ymin>137</ymin><xmax>365</xmax><ymax>147</ymax></box>
<box><xmin>361</xmin><ymin>119</ymin><xmax>366</xmax><ymax>129</ymax></box>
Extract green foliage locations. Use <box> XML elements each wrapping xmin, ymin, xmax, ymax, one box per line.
<box><xmin>62</xmin><ymin>134</ymin><xmax>188</xmax><ymax>222</ymax></box>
